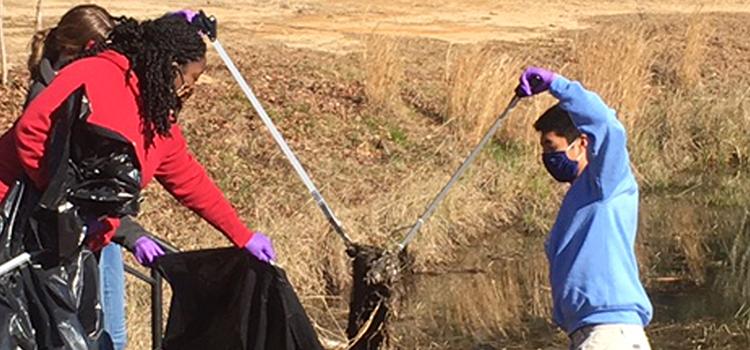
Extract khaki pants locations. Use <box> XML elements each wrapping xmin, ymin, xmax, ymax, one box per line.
<box><xmin>569</xmin><ymin>324</ymin><xmax>651</xmax><ymax>350</ymax></box>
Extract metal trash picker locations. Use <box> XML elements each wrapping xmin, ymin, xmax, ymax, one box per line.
<box><xmin>397</xmin><ymin>95</ymin><xmax>521</xmax><ymax>252</ymax></box>
<box><xmin>189</xmin><ymin>12</ymin><xmax>356</xmax><ymax>253</ymax></box>
<box><xmin>367</xmin><ymin>94</ymin><xmax>524</xmax><ymax>284</ymax></box>
<box><xmin>0</xmin><ymin>252</ymin><xmax>31</xmax><ymax>277</ymax></box>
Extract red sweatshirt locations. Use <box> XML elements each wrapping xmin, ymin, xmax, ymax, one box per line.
<box><xmin>2</xmin><ymin>50</ymin><xmax>253</xmax><ymax>249</ymax></box>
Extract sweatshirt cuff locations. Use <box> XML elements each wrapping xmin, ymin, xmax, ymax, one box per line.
<box><xmin>549</xmin><ymin>74</ymin><xmax>571</xmax><ymax>98</ymax></box>
<box><xmin>113</xmin><ymin>217</ymin><xmax>150</xmax><ymax>251</ymax></box>
<box><xmin>233</xmin><ymin>229</ymin><xmax>254</xmax><ymax>248</ymax></box>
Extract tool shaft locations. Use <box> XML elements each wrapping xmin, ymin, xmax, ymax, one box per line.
<box><xmin>212</xmin><ymin>40</ymin><xmax>354</xmax><ymax>247</ymax></box>
<box><xmin>398</xmin><ymin>96</ymin><xmax>521</xmax><ymax>251</ymax></box>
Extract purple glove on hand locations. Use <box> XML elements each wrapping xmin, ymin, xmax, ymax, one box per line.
<box><xmin>133</xmin><ymin>236</ymin><xmax>166</xmax><ymax>266</ymax></box>
<box><xmin>244</xmin><ymin>232</ymin><xmax>276</xmax><ymax>263</ymax></box>
<box><xmin>172</xmin><ymin>9</ymin><xmax>198</xmax><ymax>22</ymax></box>
<box><xmin>517</xmin><ymin>67</ymin><xmax>557</xmax><ymax>97</ymax></box>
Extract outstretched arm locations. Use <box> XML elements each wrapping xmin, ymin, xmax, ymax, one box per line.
<box><xmin>155</xmin><ymin>126</ymin><xmax>254</xmax><ymax>248</ymax></box>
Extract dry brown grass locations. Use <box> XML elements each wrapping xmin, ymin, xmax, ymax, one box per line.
<box><xmin>444</xmin><ymin>45</ymin><xmax>526</xmax><ymax>144</ymax></box>
<box><xmin>0</xmin><ymin>0</ymin><xmax>8</xmax><ymax>86</ymax></box>
<box><xmin>673</xmin><ymin>206</ymin><xmax>708</xmax><ymax>284</ymax></box>
<box><xmin>677</xmin><ymin>12</ymin><xmax>712</xmax><ymax>88</ymax></box>
<box><xmin>725</xmin><ymin>212</ymin><xmax>750</xmax><ymax>324</ymax></box>
<box><xmin>569</xmin><ymin>22</ymin><xmax>654</xmax><ymax>134</ymax></box>
<box><xmin>363</xmin><ymin>34</ymin><xmax>404</xmax><ymax>113</ymax></box>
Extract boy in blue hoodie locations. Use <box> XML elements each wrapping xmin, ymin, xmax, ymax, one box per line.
<box><xmin>516</xmin><ymin>67</ymin><xmax>653</xmax><ymax>349</ymax></box>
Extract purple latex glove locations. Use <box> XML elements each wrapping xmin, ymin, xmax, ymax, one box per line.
<box><xmin>244</xmin><ymin>232</ymin><xmax>276</xmax><ymax>263</ymax></box>
<box><xmin>517</xmin><ymin>67</ymin><xmax>557</xmax><ymax>97</ymax></box>
<box><xmin>133</xmin><ymin>236</ymin><xmax>166</xmax><ymax>266</ymax></box>
<box><xmin>171</xmin><ymin>9</ymin><xmax>198</xmax><ymax>22</ymax></box>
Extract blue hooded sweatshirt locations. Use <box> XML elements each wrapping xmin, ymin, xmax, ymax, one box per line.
<box><xmin>545</xmin><ymin>76</ymin><xmax>653</xmax><ymax>334</ymax></box>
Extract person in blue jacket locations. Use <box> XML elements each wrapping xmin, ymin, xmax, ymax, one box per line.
<box><xmin>516</xmin><ymin>67</ymin><xmax>653</xmax><ymax>349</ymax></box>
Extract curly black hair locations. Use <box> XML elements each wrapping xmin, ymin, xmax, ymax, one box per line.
<box><xmin>89</xmin><ymin>14</ymin><xmax>206</xmax><ymax>140</ymax></box>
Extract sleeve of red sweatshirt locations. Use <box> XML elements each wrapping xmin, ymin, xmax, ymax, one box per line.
<box><xmin>15</xmin><ymin>63</ymin><xmax>87</xmax><ymax>189</ymax></box>
<box><xmin>155</xmin><ymin>125</ymin><xmax>254</xmax><ymax>247</ymax></box>
<box><xmin>15</xmin><ymin>61</ymin><xmax>125</xmax><ymax>251</ymax></box>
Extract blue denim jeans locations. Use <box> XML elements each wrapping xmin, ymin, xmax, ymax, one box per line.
<box><xmin>99</xmin><ymin>243</ymin><xmax>127</xmax><ymax>350</ymax></box>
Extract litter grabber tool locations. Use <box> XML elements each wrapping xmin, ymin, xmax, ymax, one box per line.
<box><xmin>367</xmin><ymin>93</ymin><xmax>524</xmax><ymax>284</ymax></box>
<box><xmin>0</xmin><ymin>252</ymin><xmax>32</xmax><ymax>277</ymax></box>
<box><xmin>396</xmin><ymin>95</ymin><xmax>521</xmax><ymax>252</ymax></box>
<box><xmin>187</xmin><ymin>11</ymin><xmax>356</xmax><ymax>253</ymax></box>
<box><xmin>392</xmin><ymin>72</ymin><xmax>545</xmax><ymax>254</ymax></box>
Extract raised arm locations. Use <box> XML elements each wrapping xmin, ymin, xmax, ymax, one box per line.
<box><xmin>518</xmin><ymin>67</ymin><xmax>634</xmax><ymax>198</ymax></box>
<box><xmin>549</xmin><ymin>76</ymin><xmax>632</xmax><ymax>198</ymax></box>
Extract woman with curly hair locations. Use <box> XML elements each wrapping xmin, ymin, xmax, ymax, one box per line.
<box><xmin>0</xmin><ymin>5</ymin><xmax>173</xmax><ymax>349</ymax></box>
<box><xmin>5</xmin><ymin>9</ymin><xmax>277</xmax><ymax>339</ymax></box>
<box><xmin>14</xmin><ymin>11</ymin><xmax>277</xmax><ymax>259</ymax></box>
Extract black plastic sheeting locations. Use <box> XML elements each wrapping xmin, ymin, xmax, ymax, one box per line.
<box><xmin>0</xmin><ymin>85</ymin><xmax>136</xmax><ymax>349</ymax></box>
<box><xmin>0</xmin><ymin>180</ymin><xmax>108</xmax><ymax>350</ymax></box>
<box><xmin>1</xmin><ymin>207</ymin><xmax>107</xmax><ymax>350</ymax></box>
<box><xmin>22</xmin><ymin>250</ymin><xmax>107</xmax><ymax>350</ymax></box>
<box><xmin>0</xmin><ymin>268</ymin><xmax>34</xmax><ymax>350</ymax></box>
<box><xmin>155</xmin><ymin>248</ymin><xmax>324</xmax><ymax>350</ymax></box>
<box><xmin>33</xmin><ymin>86</ymin><xmax>141</xmax><ymax>261</ymax></box>
<box><xmin>0</xmin><ymin>254</ymin><xmax>108</xmax><ymax>350</ymax></box>
<box><xmin>1</xmin><ymin>180</ymin><xmax>37</xmax><ymax>350</ymax></box>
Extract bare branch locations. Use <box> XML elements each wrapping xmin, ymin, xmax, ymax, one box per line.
<box><xmin>0</xmin><ymin>0</ymin><xmax>8</xmax><ymax>86</ymax></box>
<box><xmin>35</xmin><ymin>0</ymin><xmax>43</xmax><ymax>31</ymax></box>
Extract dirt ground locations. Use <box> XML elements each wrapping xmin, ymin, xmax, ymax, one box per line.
<box><xmin>3</xmin><ymin>0</ymin><xmax>750</xmax><ymax>62</ymax></box>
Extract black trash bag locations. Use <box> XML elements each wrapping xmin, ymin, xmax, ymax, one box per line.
<box><xmin>0</xmin><ymin>181</ymin><xmax>36</xmax><ymax>350</ymax></box>
<box><xmin>68</xmin><ymin>121</ymin><xmax>141</xmax><ymax>219</ymax></box>
<box><xmin>0</xmin><ymin>270</ymin><xmax>35</xmax><ymax>350</ymax></box>
<box><xmin>155</xmin><ymin>248</ymin><xmax>324</xmax><ymax>350</ymax></box>
<box><xmin>0</xmin><ymin>85</ymin><xmax>129</xmax><ymax>349</ymax></box>
<box><xmin>1</xmin><ymin>181</ymin><xmax>27</xmax><ymax>261</ymax></box>
<box><xmin>30</xmin><ymin>86</ymin><xmax>141</xmax><ymax>262</ymax></box>
<box><xmin>20</xmin><ymin>249</ymin><xmax>105</xmax><ymax>350</ymax></box>
<box><xmin>1</xmin><ymin>180</ymin><xmax>105</xmax><ymax>350</ymax></box>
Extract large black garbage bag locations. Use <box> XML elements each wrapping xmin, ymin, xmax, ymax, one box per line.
<box><xmin>0</xmin><ymin>270</ymin><xmax>35</xmax><ymax>350</ymax></box>
<box><xmin>30</xmin><ymin>86</ymin><xmax>141</xmax><ymax>262</ymax></box>
<box><xmin>155</xmin><ymin>248</ymin><xmax>324</xmax><ymax>350</ymax></box>
<box><xmin>0</xmin><ymin>182</ymin><xmax>105</xmax><ymax>349</ymax></box>
<box><xmin>20</xmin><ymin>249</ymin><xmax>105</xmax><ymax>350</ymax></box>
<box><xmin>0</xmin><ymin>181</ymin><xmax>36</xmax><ymax>350</ymax></box>
<box><xmin>1</xmin><ymin>82</ymin><xmax>134</xmax><ymax>350</ymax></box>
<box><xmin>1</xmin><ymin>227</ymin><xmax>104</xmax><ymax>350</ymax></box>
